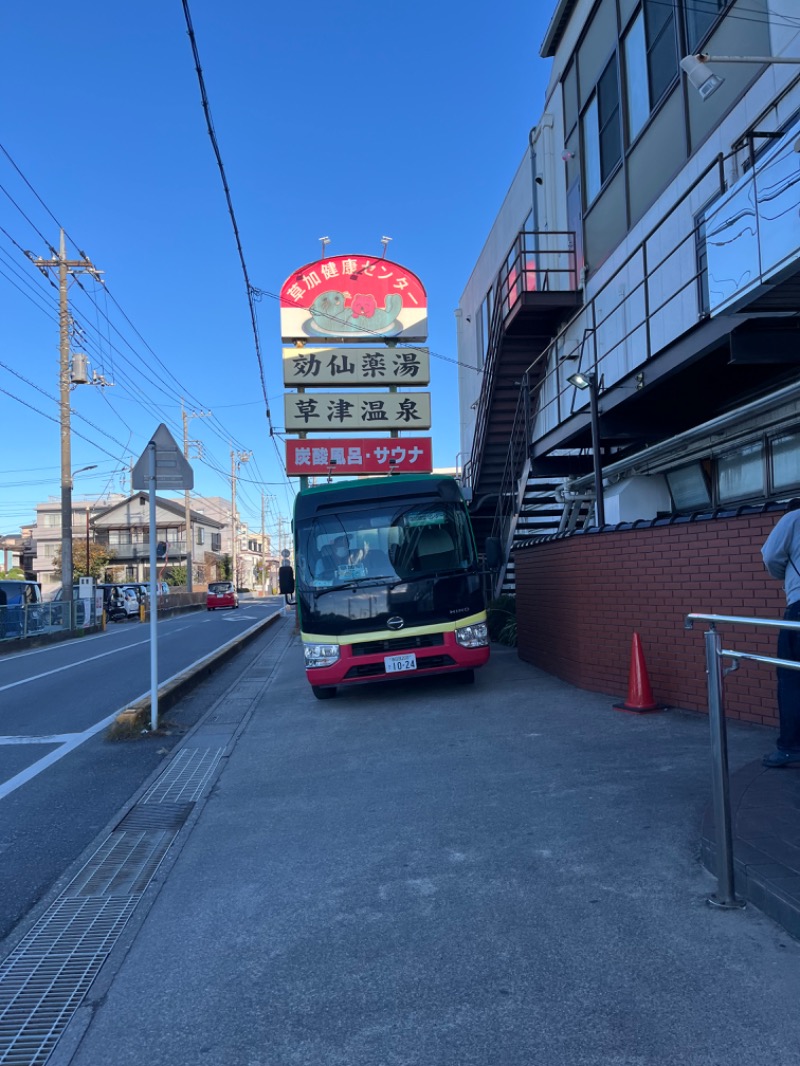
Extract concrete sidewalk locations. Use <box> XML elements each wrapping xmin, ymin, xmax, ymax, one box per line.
<box><xmin>21</xmin><ymin>626</ymin><xmax>800</xmax><ymax>1065</ymax></box>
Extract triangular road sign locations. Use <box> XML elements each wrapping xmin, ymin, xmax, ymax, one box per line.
<box><xmin>131</xmin><ymin>424</ymin><xmax>194</xmax><ymax>491</ymax></box>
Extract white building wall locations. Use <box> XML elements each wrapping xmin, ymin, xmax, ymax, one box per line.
<box><xmin>456</xmin><ymin>152</ymin><xmax>535</xmax><ymax>459</ymax></box>
<box><xmin>532</xmin><ymin>11</ymin><xmax>800</xmax><ymax>444</ymax></box>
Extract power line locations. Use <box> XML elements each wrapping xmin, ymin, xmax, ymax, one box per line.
<box><xmin>180</xmin><ymin>0</ymin><xmax>274</xmax><ymax>437</ymax></box>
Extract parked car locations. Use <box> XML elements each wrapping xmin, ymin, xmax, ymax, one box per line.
<box><xmin>207</xmin><ymin>581</ymin><xmax>239</xmax><ymax>610</ymax></box>
<box><xmin>122</xmin><ymin>581</ymin><xmax>169</xmax><ymax>604</ymax></box>
<box><xmin>88</xmin><ymin>584</ymin><xmax>139</xmax><ymax>622</ymax></box>
<box><xmin>0</xmin><ymin>579</ymin><xmax>43</xmax><ymax>635</ymax></box>
<box><xmin>51</xmin><ymin>585</ymin><xmax>91</xmax><ymax>625</ymax></box>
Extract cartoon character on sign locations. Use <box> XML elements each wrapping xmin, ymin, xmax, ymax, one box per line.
<box><xmin>280</xmin><ymin>256</ymin><xmax>428</xmax><ymax>342</ymax></box>
<box><xmin>308</xmin><ymin>290</ymin><xmax>403</xmax><ymax>337</ymax></box>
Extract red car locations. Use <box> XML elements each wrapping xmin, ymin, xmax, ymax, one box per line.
<box><xmin>206</xmin><ymin>581</ymin><xmax>239</xmax><ymax>610</ymax></box>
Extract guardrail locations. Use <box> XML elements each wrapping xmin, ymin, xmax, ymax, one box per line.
<box><xmin>684</xmin><ymin>612</ymin><xmax>800</xmax><ymax>909</ymax></box>
<box><xmin>0</xmin><ymin>601</ymin><xmax>99</xmax><ymax>641</ymax></box>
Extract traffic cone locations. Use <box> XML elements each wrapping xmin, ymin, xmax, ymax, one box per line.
<box><xmin>613</xmin><ymin>632</ymin><xmax>663</xmax><ymax>714</ymax></box>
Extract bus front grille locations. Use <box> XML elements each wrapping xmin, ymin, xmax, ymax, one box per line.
<box><xmin>352</xmin><ymin>633</ymin><xmax>445</xmax><ymax>657</ymax></box>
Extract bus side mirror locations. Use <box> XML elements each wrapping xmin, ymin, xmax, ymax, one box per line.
<box><xmin>484</xmin><ymin>537</ymin><xmax>502</xmax><ymax>571</ymax></box>
<box><xmin>278</xmin><ymin>564</ymin><xmax>295</xmax><ymax>595</ymax></box>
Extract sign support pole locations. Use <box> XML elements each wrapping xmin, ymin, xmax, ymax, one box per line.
<box><xmin>148</xmin><ymin>442</ymin><xmax>159</xmax><ymax>731</ymax></box>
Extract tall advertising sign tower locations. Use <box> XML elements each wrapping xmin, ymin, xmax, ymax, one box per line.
<box><xmin>280</xmin><ymin>253</ymin><xmax>433</xmax><ymax>479</ymax></box>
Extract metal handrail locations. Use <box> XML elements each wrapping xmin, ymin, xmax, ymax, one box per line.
<box><xmin>684</xmin><ymin>611</ymin><xmax>800</xmax><ymax>910</ymax></box>
<box><xmin>467</xmin><ymin>231</ymin><xmax>577</xmax><ymax>492</ymax></box>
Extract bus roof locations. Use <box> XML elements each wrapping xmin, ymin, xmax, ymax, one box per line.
<box><xmin>294</xmin><ymin>474</ymin><xmax>465</xmax><ymax>521</ymax></box>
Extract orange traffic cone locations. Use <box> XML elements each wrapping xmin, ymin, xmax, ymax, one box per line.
<box><xmin>613</xmin><ymin>633</ymin><xmax>663</xmax><ymax>714</ymax></box>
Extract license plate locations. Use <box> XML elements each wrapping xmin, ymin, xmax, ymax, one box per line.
<box><xmin>384</xmin><ymin>652</ymin><xmax>417</xmax><ymax>673</ymax></box>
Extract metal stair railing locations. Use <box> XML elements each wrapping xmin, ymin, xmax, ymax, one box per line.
<box><xmin>487</xmin><ymin>374</ymin><xmax>533</xmax><ymax>598</ymax></box>
<box><xmin>466</xmin><ymin>230</ymin><xmax>577</xmax><ymax>495</ymax></box>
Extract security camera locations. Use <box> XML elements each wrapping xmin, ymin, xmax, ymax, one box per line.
<box><xmin>561</xmin><ymin>149</ymin><xmax>574</xmax><ymax>161</ymax></box>
<box><xmin>535</xmin><ymin>175</ymin><xmax>544</xmax><ymax>185</ymax></box>
<box><xmin>680</xmin><ymin>54</ymin><xmax>724</xmax><ymax>100</ymax></box>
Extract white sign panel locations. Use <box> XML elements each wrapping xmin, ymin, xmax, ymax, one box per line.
<box><xmin>282</xmin><ymin>347</ymin><xmax>430</xmax><ymax>387</ymax></box>
<box><xmin>284</xmin><ymin>392</ymin><xmax>431</xmax><ymax>432</ymax></box>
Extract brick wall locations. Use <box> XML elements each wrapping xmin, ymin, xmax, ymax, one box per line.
<box><xmin>514</xmin><ymin>511</ymin><xmax>787</xmax><ymax>727</ymax></box>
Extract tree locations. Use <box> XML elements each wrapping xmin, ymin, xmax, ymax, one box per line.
<box><xmin>219</xmin><ymin>554</ymin><xmax>232</xmax><ymax>580</ymax></box>
<box><xmin>164</xmin><ymin>566</ymin><xmax>187</xmax><ymax>587</ymax></box>
<box><xmin>0</xmin><ymin>566</ymin><xmax>24</xmax><ymax>579</ymax></box>
<box><xmin>52</xmin><ymin>541</ymin><xmax>116</xmax><ymax>582</ymax></box>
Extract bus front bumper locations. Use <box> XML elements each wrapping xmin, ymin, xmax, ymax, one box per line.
<box><xmin>303</xmin><ymin>630</ymin><xmax>490</xmax><ymax>688</ymax></box>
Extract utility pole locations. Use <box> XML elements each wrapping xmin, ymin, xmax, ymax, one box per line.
<box><xmin>181</xmin><ymin>400</ymin><xmax>210</xmax><ymax>592</ymax></box>
<box><xmin>230</xmin><ymin>448</ymin><xmax>250</xmax><ymax>587</ymax></box>
<box><xmin>261</xmin><ymin>493</ymin><xmax>267</xmax><ymax>597</ymax></box>
<box><xmin>33</xmin><ymin>231</ymin><xmax>102</xmax><ymax>629</ymax></box>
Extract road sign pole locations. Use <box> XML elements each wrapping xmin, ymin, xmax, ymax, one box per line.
<box><xmin>131</xmin><ymin>423</ymin><xmax>194</xmax><ymax>733</ymax></box>
<box><xmin>148</xmin><ymin>442</ymin><xmax>159</xmax><ymax>731</ymax></box>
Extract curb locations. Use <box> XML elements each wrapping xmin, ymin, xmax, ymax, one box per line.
<box><xmin>119</xmin><ymin>605</ymin><xmax>287</xmax><ymax>723</ymax></box>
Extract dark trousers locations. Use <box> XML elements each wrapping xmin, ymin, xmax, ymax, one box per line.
<box><xmin>777</xmin><ymin>600</ymin><xmax>800</xmax><ymax>753</ymax></box>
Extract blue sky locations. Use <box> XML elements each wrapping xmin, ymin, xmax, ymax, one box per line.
<box><xmin>0</xmin><ymin>1</ymin><xmax>553</xmax><ymax>543</ymax></box>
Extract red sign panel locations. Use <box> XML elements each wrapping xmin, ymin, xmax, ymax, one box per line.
<box><xmin>280</xmin><ymin>255</ymin><xmax>427</xmax><ymax>342</ymax></box>
<box><xmin>285</xmin><ymin>437</ymin><xmax>432</xmax><ymax>476</ymax></box>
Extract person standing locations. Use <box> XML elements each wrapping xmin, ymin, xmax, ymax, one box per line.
<box><xmin>761</xmin><ymin>499</ymin><xmax>800</xmax><ymax>767</ymax></box>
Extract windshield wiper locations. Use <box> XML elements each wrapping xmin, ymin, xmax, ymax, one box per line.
<box><xmin>309</xmin><ymin>577</ymin><xmax>405</xmax><ymax>599</ymax></box>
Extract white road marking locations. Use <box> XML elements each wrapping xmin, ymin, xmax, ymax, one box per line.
<box><xmin>0</xmin><ymin>711</ymin><xmax>121</xmax><ymax>801</ymax></box>
<box><xmin>0</xmin><ymin>735</ymin><xmax>77</xmax><ymax>745</ymax></box>
<box><xmin>0</xmin><ymin>626</ymin><xmax>192</xmax><ymax>693</ymax></box>
<box><xmin>0</xmin><ymin>609</ymin><xmax>282</xmax><ymax>802</ymax></box>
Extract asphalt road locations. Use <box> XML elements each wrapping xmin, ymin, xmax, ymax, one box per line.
<box><xmin>50</xmin><ymin>638</ymin><xmax>800</xmax><ymax>1066</ymax></box>
<box><xmin>0</xmin><ymin>596</ymin><xmax>284</xmax><ymax>942</ymax></box>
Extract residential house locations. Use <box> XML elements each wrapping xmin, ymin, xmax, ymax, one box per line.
<box><xmin>29</xmin><ymin>494</ymin><xmax>125</xmax><ymax>591</ymax></box>
<box><xmin>92</xmin><ymin>494</ymin><xmax>223</xmax><ymax>584</ymax></box>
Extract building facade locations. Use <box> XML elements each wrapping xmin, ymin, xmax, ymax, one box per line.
<box><xmin>460</xmin><ymin>0</ymin><xmax>800</xmax><ymax>564</ymax></box>
<box><xmin>29</xmin><ymin>495</ymin><xmax>126</xmax><ymax>591</ymax></box>
<box><xmin>92</xmin><ymin>494</ymin><xmax>224</xmax><ymax>584</ymax></box>
<box><xmin>458</xmin><ymin>0</ymin><xmax>800</xmax><ymax>715</ymax></box>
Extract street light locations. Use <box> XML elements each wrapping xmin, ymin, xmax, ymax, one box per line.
<box><xmin>681</xmin><ymin>52</ymin><xmax>800</xmax><ymax>101</ymax></box>
<box><xmin>567</xmin><ymin>371</ymin><xmax>605</xmax><ymax>528</ymax></box>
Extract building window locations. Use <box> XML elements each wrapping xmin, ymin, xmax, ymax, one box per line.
<box><xmin>717</xmin><ymin>442</ymin><xmax>765</xmax><ymax>503</ymax></box>
<box><xmin>583</xmin><ymin>58</ymin><xmax>621</xmax><ymax>204</ymax></box>
<box><xmin>623</xmin><ymin>1</ymin><xmax>678</xmax><ymax>142</ymax></box>
<box><xmin>43</xmin><ymin>513</ymin><xmax>60</xmax><ymax>528</ymax></box>
<box><xmin>125</xmin><ymin>566</ymin><xmax>136</xmax><ymax>580</ymax></box>
<box><xmin>666</xmin><ymin>463</ymin><xmax>711</xmax><ymax>511</ymax></box>
<box><xmin>211</xmin><ymin>533</ymin><xmax>221</xmax><ymax>553</ymax></box>
<box><xmin>196</xmin><ymin>527</ymin><xmax>205</xmax><ymax>546</ymax></box>
<box><xmin>684</xmin><ymin>0</ymin><xmax>731</xmax><ymax>53</ymax></box>
<box><xmin>771</xmin><ymin>432</ymin><xmax>800</xmax><ymax>493</ymax></box>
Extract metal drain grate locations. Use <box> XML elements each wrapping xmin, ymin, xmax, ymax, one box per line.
<box><xmin>141</xmin><ymin>747</ymin><xmax>224</xmax><ymax>805</ymax></box>
<box><xmin>63</xmin><ymin>831</ymin><xmax>176</xmax><ymax>900</ymax></box>
<box><xmin>116</xmin><ymin>802</ymin><xmax>193</xmax><ymax>833</ymax></box>
<box><xmin>0</xmin><ymin>897</ymin><xmax>137</xmax><ymax>1066</ymax></box>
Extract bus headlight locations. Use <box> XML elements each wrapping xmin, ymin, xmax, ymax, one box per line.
<box><xmin>303</xmin><ymin>642</ymin><xmax>340</xmax><ymax>668</ymax></box>
<box><xmin>455</xmin><ymin>621</ymin><xmax>489</xmax><ymax>648</ymax></box>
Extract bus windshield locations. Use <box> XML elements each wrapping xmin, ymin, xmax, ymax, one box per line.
<box><xmin>296</xmin><ymin>500</ymin><xmax>477</xmax><ymax>590</ymax></box>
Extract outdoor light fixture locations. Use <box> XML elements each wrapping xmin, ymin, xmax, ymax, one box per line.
<box><xmin>70</xmin><ymin>463</ymin><xmax>97</xmax><ymax>487</ymax></box>
<box><xmin>567</xmin><ymin>371</ymin><xmax>605</xmax><ymax>527</ymax></box>
<box><xmin>681</xmin><ymin>52</ymin><xmax>800</xmax><ymax>101</ymax></box>
<box><xmin>567</xmin><ymin>371</ymin><xmax>591</xmax><ymax>390</ymax></box>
